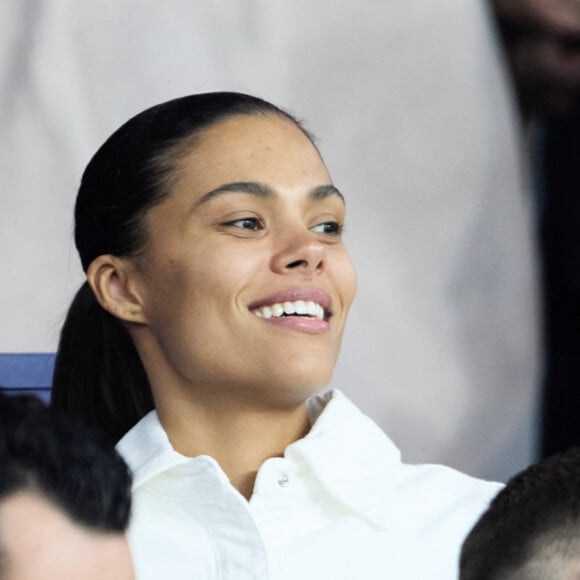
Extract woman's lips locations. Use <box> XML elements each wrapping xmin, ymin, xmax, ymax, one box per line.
<box><xmin>256</xmin><ymin>314</ymin><xmax>329</xmax><ymax>334</ymax></box>
<box><xmin>249</xmin><ymin>287</ymin><xmax>332</xmax><ymax>333</ymax></box>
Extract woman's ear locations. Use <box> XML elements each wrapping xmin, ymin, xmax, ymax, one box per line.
<box><xmin>87</xmin><ymin>255</ymin><xmax>148</xmax><ymax>325</ymax></box>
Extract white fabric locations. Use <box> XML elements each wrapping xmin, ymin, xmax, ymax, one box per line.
<box><xmin>1</xmin><ymin>0</ymin><xmax>539</xmax><ymax>481</ymax></box>
<box><xmin>117</xmin><ymin>390</ymin><xmax>502</xmax><ymax>580</ymax></box>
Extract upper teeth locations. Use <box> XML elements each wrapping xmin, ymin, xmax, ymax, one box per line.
<box><xmin>253</xmin><ymin>300</ymin><xmax>325</xmax><ymax>320</ymax></box>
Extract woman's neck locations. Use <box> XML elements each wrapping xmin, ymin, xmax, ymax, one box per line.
<box><xmin>154</xmin><ymin>390</ymin><xmax>311</xmax><ymax>499</ymax></box>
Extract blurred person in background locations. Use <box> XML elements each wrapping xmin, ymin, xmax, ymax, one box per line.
<box><xmin>460</xmin><ymin>448</ymin><xmax>580</xmax><ymax>580</ymax></box>
<box><xmin>493</xmin><ymin>0</ymin><xmax>580</xmax><ymax>117</ymax></box>
<box><xmin>0</xmin><ymin>392</ymin><xmax>134</xmax><ymax>580</ymax></box>
<box><xmin>492</xmin><ymin>0</ymin><xmax>580</xmax><ymax>457</ymax></box>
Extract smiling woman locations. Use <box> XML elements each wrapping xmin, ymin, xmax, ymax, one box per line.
<box><xmin>51</xmin><ymin>93</ymin><xmax>502</xmax><ymax>580</ymax></box>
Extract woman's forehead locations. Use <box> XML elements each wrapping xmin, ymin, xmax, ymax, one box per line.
<box><xmin>172</xmin><ymin>114</ymin><xmax>330</xmax><ymax>198</ymax></box>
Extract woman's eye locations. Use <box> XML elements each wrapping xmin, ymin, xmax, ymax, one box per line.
<box><xmin>225</xmin><ymin>217</ymin><xmax>263</xmax><ymax>231</ymax></box>
<box><xmin>310</xmin><ymin>221</ymin><xmax>342</xmax><ymax>235</ymax></box>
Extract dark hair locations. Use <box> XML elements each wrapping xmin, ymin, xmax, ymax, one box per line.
<box><xmin>51</xmin><ymin>92</ymin><xmax>311</xmax><ymax>441</ymax></box>
<box><xmin>460</xmin><ymin>448</ymin><xmax>580</xmax><ymax>580</ymax></box>
<box><xmin>0</xmin><ymin>392</ymin><xmax>131</xmax><ymax>532</ymax></box>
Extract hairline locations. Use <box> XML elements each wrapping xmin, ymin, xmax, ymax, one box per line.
<box><xmin>154</xmin><ymin>108</ymin><xmax>318</xmax><ymax>187</ymax></box>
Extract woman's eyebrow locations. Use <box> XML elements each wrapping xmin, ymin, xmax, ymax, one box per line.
<box><xmin>310</xmin><ymin>184</ymin><xmax>345</xmax><ymax>204</ymax></box>
<box><xmin>195</xmin><ymin>182</ymin><xmax>275</xmax><ymax>207</ymax></box>
<box><xmin>195</xmin><ymin>181</ymin><xmax>345</xmax><ymax>207</ymax></box>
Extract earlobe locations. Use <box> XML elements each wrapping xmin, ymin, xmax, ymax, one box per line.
<box><xmin>86</xmin><ymin>255</ymin><xmax>148</xmax><ymax>325</ymax></box>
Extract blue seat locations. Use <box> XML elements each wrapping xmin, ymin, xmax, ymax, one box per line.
<box><xmin>0</xmin><ymin>353</ymin><xmax>55</xmax><ymax>402</ymax></box>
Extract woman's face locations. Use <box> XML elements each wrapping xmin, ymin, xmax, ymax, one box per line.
<box><xmin>131</xmin><ymin>114</ymin><xmax>356</xmax><ymax>405</ymax></box>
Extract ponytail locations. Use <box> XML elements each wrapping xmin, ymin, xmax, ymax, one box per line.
<box><xmin>51</xmin><ymin>282</ymin><xmax>154</xmax><ymax>441</ymax></box>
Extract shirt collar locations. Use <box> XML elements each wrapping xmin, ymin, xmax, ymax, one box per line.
<box><xmin>289</xmin><ymin>389</ymin><xmax>400</xmax><ymax>527</ymax></box>
<box><xmin>117</xmin><ymin>390</ymin><xmax>401</xmax><ymax>527</ymax></box>
<box><xmin>117</xmin><ymin>410</ymin><xmax>191</xmax><ymax>489</ymax></box>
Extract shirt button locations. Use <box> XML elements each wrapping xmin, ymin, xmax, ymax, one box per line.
<box><xmin>277</xmin><ymin>473</ymin><xmax>289</xmax><ymax>488</ymax></box>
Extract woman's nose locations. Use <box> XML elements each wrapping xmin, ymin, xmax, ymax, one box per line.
<box><xmin>270</xmin><ymin>229</ymin><xmax>326</xmax><ymax>276</ymax></box>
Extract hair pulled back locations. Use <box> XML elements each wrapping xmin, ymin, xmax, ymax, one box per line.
<box><xmin>51</xmin><ymin>92</ymin><xmax>306</xmax><ymax>441</ymax></box>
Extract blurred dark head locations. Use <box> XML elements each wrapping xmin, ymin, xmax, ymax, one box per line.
<box><xmin>460</xmin><ymin>448</ymin><xmax>580</xmax><ymax>580</ymax></box>
<box><xmin>0</xmin><ymin>392</ymin><xmax>134</xmax><ymax>579</ymax></box>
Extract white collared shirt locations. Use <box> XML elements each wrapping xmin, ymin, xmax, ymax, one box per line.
<box><xmin>117</xmin><ymin>390</ymin><xmax>501</xmax><ymax>579</ymax></box>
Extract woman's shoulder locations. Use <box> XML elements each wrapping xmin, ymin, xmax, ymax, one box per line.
<box><xmin>300</xmin><ymin>389</ymin><xmax>502</xmax><ymax>525</ymax></box>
